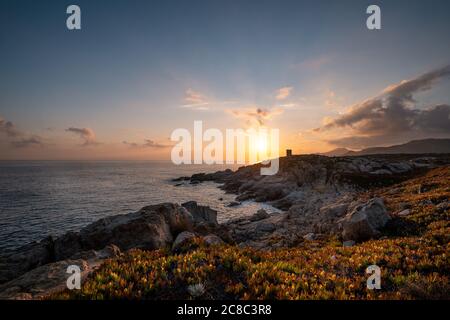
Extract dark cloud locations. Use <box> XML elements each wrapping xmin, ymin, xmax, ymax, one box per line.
<box><xmin>66</xmin><ymin>127</ymin><xmax>100</xmax><ymax>146</ymax></box>
<box><xmin>316</xmin><ymin>66</ymin><xmax>450</xmax><ymax>148</ymax></box>
<box><xmin>123</xmin><ymin>139</ymin><xmax>171</xmax><ymax>149</ymax></box>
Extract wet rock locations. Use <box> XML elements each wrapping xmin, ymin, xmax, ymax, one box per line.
<box><xmin>249</xmin><ymin>209</ymin><xmax>270</xmax><ymax>222</ymax></box>
<box><xmin>227</xmin><ymin>201</ymin><xmax>241</xmax><ymax>207</ymax></box>
<box><xmin>172</xmin><ymin>176</ymin><xmax>190</xmax><ymax>182</ymax></box>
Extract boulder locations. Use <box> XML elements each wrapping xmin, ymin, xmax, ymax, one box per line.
<box><xmin>79</xmin><ymin>205</ymin><xmax>175</xmax><ymax>251</ymax></box>
<box><xmin>341</xmin><ymin>198</ymin><xmax>390</xmax><ymax>242</ymax></box>
<box><xmin>0</xmin><ymin>245</ymin><xmax>120</xmax><ymax>300</ymax></box>
<box><xmin>255</xmin><ymin>222</ymin><xmax>276</xmax><ymax>234</ymax></box>
<box><xmin>203</xmin><ymin>234</ymin><xmax>224</xmax><ymax>246</ymax></box>
<box><xmin>250</xmin><ymin>209</ymin><xmax>270</xmax><ymax>222</ymax></box>
<box><xmin>172</xmin><ymin>231</ymin><xmax>196</xmax><ymax>252</ymax></box>
<box><xmin>319</xmin><ymin>202</ymin><xmax>349</xmax><ymax>218</ymax></box>
<box><xmin>182</xmin><ymin>201</ymin><xmax>218</xmax><ymax>225</ymax></box>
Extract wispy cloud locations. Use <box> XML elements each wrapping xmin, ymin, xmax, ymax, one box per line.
<box><xmin>66</xmin><ymin>127</ymin><xmax>100</xmax><ymax>146</ymax></box>
<box><xmin>0</xmin><ymin>116</ymin><xmax>44</xmax><ymax>148</ymax></box>
<box><xmin>0</xmin><ymin>117</ymin><xmax>20</xmax><ymax>137</ymax></box>
<box><xmin>10</xmin><ymin>136</ymin><xmax>43</xmax><ymax>148</ymax></box>
<box><xmin>123</xmin><ymin>139</ymin><xmax>172</xmax><ymax>149</ymax></box>
<box><xmin>293</xmin><ymin>55</ymin><xmax>331</xmax><ymax>71</ymax></box>
<box><xmin>324</xmin><ymin>90</ymin><xmax>344</xmax><ymax>109</ymax></box>
<box><xmin>314</xmin><ymin>65</ymin><xmax>450</xmax><ymax>148</ymax></box>
<box><xmin>181</xmin><ymin>89</ymin><xmax>211</xmax><ymax>110</ymax></box>
<box><xmin>275</xmin><ymin>86</ymin><xmax>293</xmax><ymax>100</ymax></box>
<box><xmin>227</xmin><ymin>107</ymin><xmax>284</xmax><ymax>126</ymax></box>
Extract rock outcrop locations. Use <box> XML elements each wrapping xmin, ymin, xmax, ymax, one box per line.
<box><xmin>0</xmin><ymin>202</ymin><xmax>221</xmax><ymax>287</ymax></box>
<box><xmin>340</xmin><ymin>198</ymin><xmax>391</xmax><ymax>242</ymax></box>
<box><xmin>178</xmin><ymin>155</ymin><xmax>450</xmax><ymax>213</ymax></box>
<box><xmin>0</xmin><ymin>245</ymin><xmax>121</xmax><ymax>300</ymax></box>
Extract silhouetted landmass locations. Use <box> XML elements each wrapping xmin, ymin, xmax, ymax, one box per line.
<box><xmin>319</xmin><ymin>138</ymin><xmax>450</xmax><ymax>156</ymax></box>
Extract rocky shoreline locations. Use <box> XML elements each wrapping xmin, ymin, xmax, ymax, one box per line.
<box><xmin>1</xmin><ymin>154</ymin><xmax>449</xmax><ymax>299</ymax></box>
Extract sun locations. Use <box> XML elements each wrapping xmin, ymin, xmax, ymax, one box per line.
<box><xmin>256</xmin><ymin>135</ymin><xmax>268</xmax><ymax>154</ymax></box>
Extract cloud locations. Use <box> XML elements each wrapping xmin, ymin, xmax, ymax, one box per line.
<box><xmin>275</xmin><ymin>87</ymin><xmax>293</xmax><ymax>100</ymax></box>
<box><xmin>181</xmin><ymin>89</ymin><xmax>210</xmax><ymax>110</ymax></box>
<box><xmin>227</xmin><ymin>107</ymin><xmax>284</xmax><ymax>126</ymax></box>
<box><xmin>66</xmin><ymin>127</ymin><xmax>100</xmax><ymax>146</ymax></box>
<box><xmin>11</xmin><ymin>136</ymin><xmax>44</xmax><ymax>148</ymax></box>
<box><xmin>123</xmin><ymin>139</ymin><xmax>171</xmax><ymax>149</ymax></box>
<box><xmin>0</xmin><ymin>117</ymin><xmax>20</xmax><ymax>137</ymax></box>
<box><xmin>324</xmin><ymin>90</ymin><xmax>344</xmax><ymax>109</ymax></box>
<box><xmin>0</xmin><ymin>116</ymin><xmax>44</xmax><ymax>148</ymax></box>
<box><xmin>315</xmin><ymin>66</ymin><xmax>450</xmax><ymax>148</ymax></box>
<box><xmin>293</xmin><ymin>55</ymin><xmax>331</xmax><ymax>71</ymax></box>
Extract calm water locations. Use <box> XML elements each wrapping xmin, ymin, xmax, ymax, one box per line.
<box><xmin>0</xmin><ymin>161</ymin><xmax>278</xmax><ymax>252</ymax></box>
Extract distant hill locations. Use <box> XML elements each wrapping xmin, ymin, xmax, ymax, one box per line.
<box><xmin>320</xmin><ymin>138</ymin><xmax>450</xmax><ymax>156</ymax></box>
<box><xmin>319</xmin><ymin>147</ymin><xmax>352</xmax><ymax>157</ymax></box>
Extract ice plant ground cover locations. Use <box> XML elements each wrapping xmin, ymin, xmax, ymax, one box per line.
<box><xmin>52</xmin><ymin>167</ymin><xmax>449</xmax><ymax>300</ymax></box>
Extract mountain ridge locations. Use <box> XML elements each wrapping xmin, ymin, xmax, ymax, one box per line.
<box><xmin>319</xmin><ymin>138</ymin><xmax>450</xmax><ymax>156</ymax></box>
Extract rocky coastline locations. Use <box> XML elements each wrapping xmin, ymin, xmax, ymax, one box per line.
<box><xmin>0</xmin><ymin>154</ymin><xmax>449</xmax><ymax>299</ymax></box>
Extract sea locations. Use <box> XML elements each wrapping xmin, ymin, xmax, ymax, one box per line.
<box><xmin>0</xmin><ymin>161</ymin><xmax>278</xmax><ymax>252</ymax></box>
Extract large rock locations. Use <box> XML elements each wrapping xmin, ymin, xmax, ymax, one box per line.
<box><xmin>250</xmin><ymin>209</ymin><xmax>270</xmax><ymax>222</ymax></box>
<box><xmin>79</xmin><ymin>203</ymin><xmax>186</xmax><ymax>251</ymax></box>
<box><xmin>54</xmin><ymin>232</ymin><xmax>82</xmax><ymax>260</ymax></box>
<box><xmin>172</xmin><ymin>231</ymin><xmax>196</xmax><ymax>252</ymax></box>
<box><xmin>0</xmin><ymin>236</ymin><xmax>54</xmax><ymax>284</ymax></box>
<box><xmin>203</xmin><ymin>234</ymin><xmax>224</xmax><ymax>246</ymax></box>
<box><xmin>0</xmin><ymin>203</ymin><xmax>196</xmax><ymax>285</ymax></box>
<box><xmin>0</xmin><ymin>245</ymin><xmax>120</xmax><ymax>300</ymax></box>
<box><xmin>181</xmin><ymin>201</ymin><xmax>218</xmax><ymax>225</ymax></box>
<box><xmin>341</xmin><ymin>198</ymin><xmax>390</xmax><ymax>242</ymax></box>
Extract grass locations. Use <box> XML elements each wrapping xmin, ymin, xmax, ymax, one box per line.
<box><xmin>51</xmin><ymin>166</ymin><xmax>449</xmax><ymax>300</ymax></box>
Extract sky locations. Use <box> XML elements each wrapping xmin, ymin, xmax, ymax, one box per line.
<box><xmin>1</xmin><ymin>0</ymin><xmax>450</xmax><ymax>160</ymax></box>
